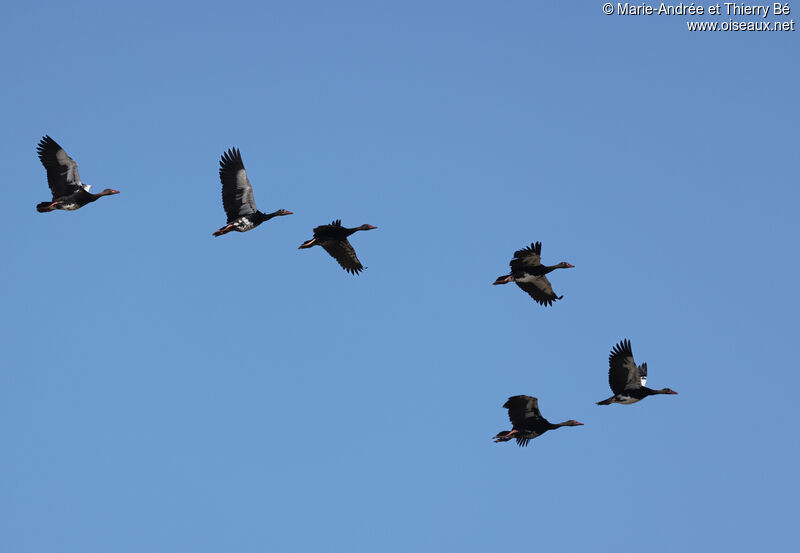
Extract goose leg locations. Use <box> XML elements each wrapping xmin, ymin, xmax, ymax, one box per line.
<box><xmin>213</xmin><ymin>224</ymin><xmax>234</xmax><ymax>237</ymax></box>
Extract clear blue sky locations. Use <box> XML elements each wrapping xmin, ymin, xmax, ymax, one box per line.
<box><xmin>1</xmin><ymin>1</ymin><xmax>798</xmax><ymax>552</ymax></box>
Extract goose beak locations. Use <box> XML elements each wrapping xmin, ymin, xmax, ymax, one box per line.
<box><xmin>366</xmin><ymin>225</ymin><xmax>377</xmax><ymax>230</ymax></box>
<box><xmin>566</xmin><ymin>263</ymin><xmax>575</xmax><ymax>268</ymax></box>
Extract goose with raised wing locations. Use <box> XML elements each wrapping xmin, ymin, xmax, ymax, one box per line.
<box><xmin>493</xmin><ymin>242</ymin><xmax>573</xmax><ymax>306</ymax></box>
<box><xmin>597</xmin><ymin>339</ymin><xmax>678</xmax><ymax>405</ymax></box>
<box><xmin>213</xmin><ymin>148</ymin><xmax>292</xmax><ymax>236</ymax></box>
<box><xmin>298</xmin><ymin>220</ymin><xmax>377</xmax><ymax>274</ymax></box>
<box><xmin>493</xmin><ymin>395</ymin><xmax>583</xmax><ymax>447</ymax></box>
<box><xmin>35</xmin><ymin>135</ymin><xmax>119</xmax><ymax>212</ymax></box>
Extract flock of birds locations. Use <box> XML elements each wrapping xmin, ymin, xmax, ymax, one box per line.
<box><xmin>493</xmin><ymin>339</ymin><xmax>678</xmax><ymax>446</ymax></box>
<box><xmin>36</xmin><ymin>137</ymin><xmax>378</xmax><ymax>272</ymax></box>
<box><xmin>34</xmin><ymin>135</ymin><xmax>678</xmax><ymax>448</ymax></box>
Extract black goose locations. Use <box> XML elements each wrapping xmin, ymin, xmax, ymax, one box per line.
<box><xmin>493</xmin><ymin>242</ymin><xmax>573</xmax><ymax>306</ymax></box>
<box><xmin>298</xmin><ymin>220</ymin><xmax>377</xmax><ymax>274</ymax></box>
<box><xmin>597</xmin><ymin>339</ymin><xmax>677</xmax><ymax>405</ymax></box>
<box><xmin>493</xmin><ymin>395</ymin><xmax>583</xmax><ymax>447</ymax></box>
<box><xmin>36</xmin><ymin>135</ymin><xmax>119</xmax><ymax>212</ymax></box>
<box><xmin>213</xmin><ymin>148</ymin><xmax>292</xmax><ymax>236</ymax></box>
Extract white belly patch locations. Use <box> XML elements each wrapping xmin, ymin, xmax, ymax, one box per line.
<box><xmin>234</xmin><ymin>218</ymin><xmax>255</xmax><ymax>231</ymax></box>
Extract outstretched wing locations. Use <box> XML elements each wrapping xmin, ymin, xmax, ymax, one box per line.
<box><xmin>219</xmin><ymin>148</ymin><xmax>257</xmax><ymax>222</ymax></box>
<box><xmin>510</xmin><ymin>242</ymin><xmax>542</xmax><ymax>272</ymax></box>
<box><xmin>503</xmin><ymin>395</ymin><xmax>542</xmax><ymax>428</ymax></box>
<box><xmin>608</xmin><ymin>339</ymin><xmax>642</xmax><ymax>394</ymax></box>
<box><xmin>514</xmin><ymin>275</ymin><xmax>562</xmax><ymax>307</ymax></box>
<box><xmin>320</xmin><ymin>238</ymin><xmax>364</xmax><ymax>275</ymax></box>
<box><xmin>36</xmin><ymin>135</ymin><xmax>85</xmax><ymax>198</ymax></box>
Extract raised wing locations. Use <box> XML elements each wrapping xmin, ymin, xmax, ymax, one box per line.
<box><xmin>503</xmin><ymin>395</ymin><xmax>542</xmax><ymax>428</ymax></box>
<box><xmin>313</xmin><ymin>219</ymin><xmax>344</xmax><ymax>237</ymax></box>
<box><xmin>219</xmin><ymin>148</ymin><xmax>257</xmax><ymax>222</ymax></box>
<box><xmin>319</xmin><ymin>238</ymin><xmax>364</xmax><ymax>275</ymax></box>
<box><xmin>608</xmin><ymin>339</ymin><xmax>642</xmax><ymax>394</ymax></box>
<box><xmin>514</xmin><ymin>275</ymin><xmax>562</xmax><ymax>307</ymax></box>
<box><xmin>36</xmin><ymin>135</ymin><xmax>85</xmax><ymax>198</ymax></box>
<box><xmin>510</xmin><ymin>242</ymin><xmax>542</xmax><ymax>272</ymax></box>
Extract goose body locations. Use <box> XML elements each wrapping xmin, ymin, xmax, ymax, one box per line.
<box><xmin>35</xmin><ymin>135</ymin><xmax>119</xmax><ymax>212</ymax></box>
<box><xmin>213</xmin><ymin>148</ymin><xmax>292</xmax><ymax>236</ymax></box>
<box><xmin>493</xmin><ymin>395</ymin><xmax>582</xmax><ymax>447</ymax></box>
<box><xmin>596</xmin><ymin>339</ymin><xmax>677</xmax><ymax>405</ymax></box>
<box><xmin>493</xmin><ymin>242</ymin><xmax>573</xmax><ymax>306</ymax></box>
<box><xmin>299</xmin><ymin>220</ymin><xmax>377</xmax><ymax>274</ymax></box>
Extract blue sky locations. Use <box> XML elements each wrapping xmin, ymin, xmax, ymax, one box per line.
<box><xmin>1</xmin><ymin>1</ymin><xmax>798</xmax><ymax>551</ymax></box>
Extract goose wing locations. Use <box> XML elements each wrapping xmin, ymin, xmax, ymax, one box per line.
<box><xmin>514</xmin><ymin>275</ymin><xmax>561</xmax><ymax>306</ymax></box>
<box><xmin>503</xmin><ymin>395</ymin><xmax>543</xmax><ymax>428</ymax></box>
<box><xmin>219</xmin><ymin>148</ymin><xmax>257</xmax><ymax>222</ymax></box>
<box><xmin>510</xmin><ymin>242</ymin><xmax>542</xmax><ymax>272</ymax></box>
<box><xmin>313</xmin><ymin>219</ymin><xmax>345</xmax><ymax>238</ymax></box>
<box><xmin>320</xmin><ymin>238</ymin><xmax>364</xmax><ymax>275</ymax></box>
<box><xmin>608</xmin><ymin>339</ymin><xmax>642</xmax><ymax>394</ymax></box>
<box><xmin>36</xmin><ymin>136</ymin><xmax>85</xmax><ymax>198</ymax></box>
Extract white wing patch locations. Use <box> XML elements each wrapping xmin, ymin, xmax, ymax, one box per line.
<box><xmin>616</xmin><ymin>395</ymin><xmax>641</xmax><ymax>405</ymax></box>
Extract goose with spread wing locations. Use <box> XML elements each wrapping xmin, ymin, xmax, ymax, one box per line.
<box><xmin>213</xmin><ymin>148</ymin><xmax>292</xmax><ymax>236</ymax></box>
<box><xmin>597</xmin><ymin>339</ymin><xmax>677</xmax><ymax>405</ymax></box>
<box><xmin>35</xmin><ymin>135</ymin><xmax>119</xmax><ymax>212</ymax></box>
<box><xmin>493</xmin><ymin>242</ymin><xmax>573</xmax><ymax>306</ymax></box>
<box><xmin>298</xmin><ymin>220</ymin><xmax>377</xmax><ymax>274</ymax></box>
<box><xmin>493</xmin><ymin>395</ymin><xmax>583</xmax><ymax>447</ymax></box>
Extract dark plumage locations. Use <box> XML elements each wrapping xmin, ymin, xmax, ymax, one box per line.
<box><xmin>596</xmin><ymin>339</ymin><xmax>678</xmax><ymax>405</ymax></box>
<box><xmin>298</xmin><ymin>220</ymin><xmax>377</xmax><ymax>274</ymax></box>
<box><xmin>493</xmin><ymin>242</ymin><xmax>574</xmax><ymax>306</ymax></box>
<box><xmin>35</xmin><ymin>135</ymin><xmax>119</xmax><ymax>212</ymax></box>
<box><xmin>493</xmin><ymin>395</ymin><xmax>583</xmax><ymax>447</ymax></box>
<box><xmin>213</xmin><ymin>148</ymin><xmax>292</xmax><ymax>236</ymax></box>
